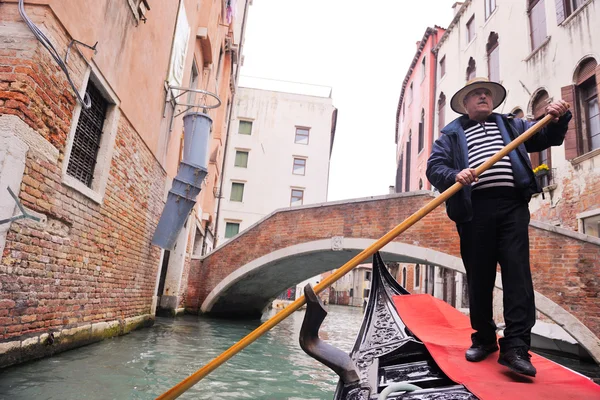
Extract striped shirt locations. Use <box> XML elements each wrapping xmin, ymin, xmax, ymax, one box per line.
<box><xmin>463</xmin><ymin>120</ymin><xmax>515</xmax><ymax>191</ymax></box>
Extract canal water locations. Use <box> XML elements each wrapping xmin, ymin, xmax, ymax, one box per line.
<box><xmin>0</xmin><ymin>304</ymin><xmax>598</xmax><ymax>399</ymax></box>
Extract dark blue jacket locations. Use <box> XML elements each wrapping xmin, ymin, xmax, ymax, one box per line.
<box><xmin>426</xmin><ymin>111</ymin><xmax>572</xmax><ymax>224</ymax></box>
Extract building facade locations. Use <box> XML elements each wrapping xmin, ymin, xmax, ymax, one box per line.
<box><xmin>0</xmin><ymin>0</ymin><xmax>248</xmax><ymax>368</ymax></box>
<box><xmin>214</xmin><ymin>86</ymin><xmax>337</xmax><ymax>244</ymax></box>
<box><xmin>395</xmin><ymin>26</ymin><xmax>445</xmax><ymax>193</ymax></box>
<box><xmin>433</xmin><ymin>0</ymin><xmax>600</xmax><ymax>235</ymax></box>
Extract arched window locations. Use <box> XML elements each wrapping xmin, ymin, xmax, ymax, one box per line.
<box><xmin>466</xmin><ymin>57</ymin><xmax>476</xmax><ymax>81</ymax></box>
<box><xmin>418</xmin><ymin>109</ymin><xmax>425</xmax><ymax>152</ymax></box>
<box><xmin>487</xmin><ymin>32</ymin><xmax>499</xmax><ymax>82</ymax></box>
<box><xmin>438</xmin><ymin>92</ymin><xmax>446</xmax><ymax>133</ymax></box>
<box><xmin>418</xmin><ymin>179</ymin><xmax>423</xmax><ymax>190</ymax></box>
<box><xmin>402</xmin><ymin>267</ymin><xmax>407</xmax><ymax>287</ymax></box>
<box><xmin>512</xmin><ymin>107</ymin><xmax>524</xmax><ymax>119</ymax></box>
<box><xmin>563</xmin><ymin>58</ymin><xmax>599</xmax><ymax>159</ymax></box>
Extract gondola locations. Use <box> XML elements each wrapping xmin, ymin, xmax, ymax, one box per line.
<box><xmin>299</xmin><ymin>252</ymin><xmax>476</xmax><ymax>399</ymax></box>
<box><xmin>298</xmin><ymin>252</ymin><xmax>600</xmax><ymax>400</ymax></box>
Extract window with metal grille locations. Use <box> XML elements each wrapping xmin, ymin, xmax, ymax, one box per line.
<box><xmin>66</xmin><ymin>80</ymin><xmax>108</xmax><ymax>187</ymax></box>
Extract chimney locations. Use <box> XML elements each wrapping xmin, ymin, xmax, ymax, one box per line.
<box><xmin>452</xmin><ymin>2</ymin><xmax>464</xmax><ymax>16</ymax></box>
<box><xmin>389</xmin><ymin>185</ymin><xmax>396</xmax><ymax>194</ymax></box>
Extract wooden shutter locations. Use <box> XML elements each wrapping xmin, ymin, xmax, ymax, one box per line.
<box><xmin>555</xmin><ymin>0</ymin><xmax>566</xmax><ymax>24</ymax></box>
<box><xmin>530</xmin><ymin>151</ymin><xmax>540</xmax><ymax>167</ymax></box>
<box><xmin>561</xmin><ymin>85</ymin><xmax>580</xmax><ymax>159</ymax></box>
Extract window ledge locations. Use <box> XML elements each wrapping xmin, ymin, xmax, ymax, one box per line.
<box><xmin>524</xmin><ymin>37</ymin><xmax>551</xmax><ymax>62</ymax></box>
<box><xmin>560</xmin><ymin>0</ymin><xmax>594</xmax><ymax>26</ymax></box>
<box><xmin>571</xmin><ymin>147</ymin><xmax>600</xmax><ymax>165</ymax></box>
<box><xmin>62</xmin><ymin>175</ymin><xmax>103</xmax><ymax>204</ymax></box>
<box><xmin>542</xmin><ymin>184</ymin><xmax>557</xmax><ymax>193</ymax></box>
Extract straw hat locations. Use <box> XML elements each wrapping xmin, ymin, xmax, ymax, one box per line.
<box><xmin>450</xmin><ymin>77</ymin><xmax>507</xmax><ymax>114</ymax></box>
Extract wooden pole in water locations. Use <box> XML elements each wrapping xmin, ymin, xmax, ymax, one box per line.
<box><xmin>156</xmin><ymin>114</ymin><xmax>555</xmax><ymax>400</ymax></box>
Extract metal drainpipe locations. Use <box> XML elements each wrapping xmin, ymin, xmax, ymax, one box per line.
<box><xmin>213</xmin><ymin>0</ymin><xmax>251</xmax><ymax>247</ymax></box>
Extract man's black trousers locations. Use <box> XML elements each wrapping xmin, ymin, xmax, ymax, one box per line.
<box><xmin>456</xmin><ymin>188</ymin><xmax>536</xmax><ymax>352</ymax></box>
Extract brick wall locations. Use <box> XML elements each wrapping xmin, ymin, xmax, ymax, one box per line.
<box><xmin>531</xmin><ymin>165</ymin><xmax>600</xmax><ymax>231</ymax></box>
<box><xmin>188</xmin><ymin>193</ymin><xmax>600</xmax><ymax>336</ymax></box>
<box><xmin>0</xmin><ymin>5</ymin><xmax>165</xmax><ymax>349</ymax></box>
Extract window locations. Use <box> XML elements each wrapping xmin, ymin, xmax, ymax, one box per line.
<box><xmin>466</xmin><ymin>15</ymin><xmax>475</xmax><ymax>44</ymax></box>
<box><xmin>421</xmin><ymin>56</ymin><xmax>426</xmax><ymax>82</ymax></box>
<box><xmin>487</xmin><ymin>32</ymin><xmax>499</xmax><ymax>83</ymax></box>
<box><xmin>290</xmin><ymin>189</ymin><xmax>304</xmax><ymax>206</ymax></box>
<box><xmin>418</xmin><ymin>109</ymin><xmax>425</xmax><ymax>152</ymax></box>
<box><xmin>188</xmin><ymin>60</ymin><xmax>199</xmax><ymax>105</ymax></box>
<box><xmin>365</xmin><ymin>271</ymin><xmax>371</xmax><ymax>281</ymax></box>
<box><xmin>239</xmin><ymin>120</ymin><xmax>252</xmax><ymax>135</ymax></box>
<box><xmin>234</xmin><ymin>150</ymin><xmax>248</xmax><ymax>168</ymax></box>
<box><xmin>528</xmin><ymin>0</ymin><xmax>547</xmax><ymax>51</ymax></box>
<box><xmin>230</xmin><ymin>182</ymin><xmax>244</xmax><ymax>202</ymax></box>
<box><xmin>581</xmin><ymin>213</ymin><xmax>600</xmax><ymax>237</ymax></box>
<box><xmin>439</xmin><ymin>56</ymin><xmax>446</xmax><ymax>78</ymax></box>
<box><xmin>224</xmin><ymin>222</ymin><xmax>240</xmax><ymax>238</ymax></box>
<box><xmin>127</xmin><ymin>0</ymin><xmax>150</xmax><ymax>24</ymax></box>
<box><xmin>404</xmin><ymin>133</ymin><xmax>411</xmax><ymax>192</ymax></box>
<box><xmin>415</xmin><ymin>264</ymin><xmax>421</xmax><ymax>288</ymax></box>
<box><xmin>408</xmin><ymin>82</ymin><xmax>413</xmax><ymax>104</ymax></box>
<box><xmin>556</xmin><ymin>0</ymin><xmax>587</xmax><ymax>23</ymax></box>
<box><xmin>466</xmin><ymin>57</ymin><xmax>476</xmax><ymax>81</ymax></box>
<box><xmin>438</xmin><ymin>92</ymin><xmax>446</xmax><ymax>133</ymax></box>
<box><xmin>66</xmin><ymin>80</ymin><xmax>108</xmax><ymax>187</ymax></box>
<box><xmin>562</xmin><ymin>58</ymin><xmax>600</xmax><ymax>159</ymax></box>
<box><xmin>293</xmin><ymin>158</ymin><xmax>306</xmax><ymax>175</ymax></box>
<box><xmin>294</xmin><ymin>127</ymin><xmax>310</xmax><ymax>144</ymax></box>
<box><xmin>402</xmin><ymin>267</ymin><xmax>407</xmax><ymax>287</ymax></box>
<box><xmin>485</xmin><ymin>0</ymin><xmax>496</xmax><ymax>20</ymax></box>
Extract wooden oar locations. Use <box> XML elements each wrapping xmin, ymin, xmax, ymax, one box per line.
<box><xmin>156</xmin><ymin>114</ymin><xmax>555</xmax><ymax>400</ymax></box>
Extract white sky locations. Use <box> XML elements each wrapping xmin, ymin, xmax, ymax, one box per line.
<box><xmin>240</xmin><ymin>0</ymin><xmax>457</xmax><ymax>201</ymax></box>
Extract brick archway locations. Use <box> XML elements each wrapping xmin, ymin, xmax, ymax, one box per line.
<box><xmin>186</xmin><ymin>192</ymin><xmax>600</xmax><ymax>362</ymax></box>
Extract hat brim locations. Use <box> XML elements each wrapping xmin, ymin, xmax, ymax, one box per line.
<box><xmin>450</xmin><ymin>81</ymin><xmax>507</xmax><ymax>115</ymax></box>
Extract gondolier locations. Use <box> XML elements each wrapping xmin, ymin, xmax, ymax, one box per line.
<box><xmin>426</xmin><ymin>77</ymin><xmax>570</xmax><ymax>377</ymax></box>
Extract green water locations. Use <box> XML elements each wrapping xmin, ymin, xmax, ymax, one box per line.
<box><xmin>0</xmin><ymin>304</ymin><xmax>598</xmax><ymax>399</ymax></box>
<box><xmin>0</xmin><ymin>305</ymin><xmax>364</xmax><ymax>399</ymax></box>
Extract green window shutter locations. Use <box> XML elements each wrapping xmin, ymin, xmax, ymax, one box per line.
<box><xmin>225</xmin><ymin>222</ymin><xmax>240</xmax><ymax>238</ymax></box>
<box><xmin>239</xmin><ymin>120</ymin><xmax>252</xmax><ymax>135</ymax></box>
<box><xmin>235</xmin><ymin>151</ymin><xmax>248</xmax><ymax>167</ymax></box>
<box><xmin>230</xmin><ymin>182</ymin><xmax>244</xmax><ymax>201</ymax></box>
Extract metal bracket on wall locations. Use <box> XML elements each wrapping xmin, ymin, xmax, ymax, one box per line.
<box><xmin>0</xmin><ymin>187</ymin><xmax>41</xmax><ymax>225</ymax></box>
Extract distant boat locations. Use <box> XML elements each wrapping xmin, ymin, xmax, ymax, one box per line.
<box><xmin>298</xmin><ymin>252</ymin><xmax>600</xmax><ymax>400</ymax></box>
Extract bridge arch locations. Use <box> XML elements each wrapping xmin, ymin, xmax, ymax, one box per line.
<box><xmin>202</xmin><ymin>238</ymin><xmax>600</xmax><ymax>363</ymax></box>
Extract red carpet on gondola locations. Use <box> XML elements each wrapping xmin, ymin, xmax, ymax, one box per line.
<box><xmin>393</xmin><ymin>294</ymin><xmax>600</xmax><ymax>400</ymax></box>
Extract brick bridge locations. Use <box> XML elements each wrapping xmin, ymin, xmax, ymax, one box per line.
<box><xmin>186</xmin><ymin>192</ymin><xmax>600</xmax><ymax>362</ymax></box>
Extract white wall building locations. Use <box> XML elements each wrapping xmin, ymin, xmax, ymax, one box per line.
<box><xmin>215</xmin><ymin>86</ymin><xmax>337</xmax><ymax>244</ymax></box>
<box><xmin>432</xmin><ymin>0</ymin><xmax>600</xmax><ymax>234</ymax></box>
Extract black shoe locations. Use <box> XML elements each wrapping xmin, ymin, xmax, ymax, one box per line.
<box><xmin>465</xmin><ymin>343</ymin><xmax>499</xmax><ymax>362</ymax></box>
<box><xmin>498</xmin><ymin>348</ymin><xmax>537</xmax><ymax>377</ymax></box>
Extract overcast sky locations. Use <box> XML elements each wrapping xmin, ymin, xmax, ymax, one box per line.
<box><xmin>240</xmin><ymin>0</ymin><xmax>457</xmax><ymax>201</ymax></box>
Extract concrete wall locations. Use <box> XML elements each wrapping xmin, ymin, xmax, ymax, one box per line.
<box><xmin>433</xmin><ymin>0</ymin><xmax>600</xmax><ymax>232</ymax></box>
<box><xmin>215</xmin><ymin>87</ymin><xmax>335</xmax><ymax>245</ymax></box>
